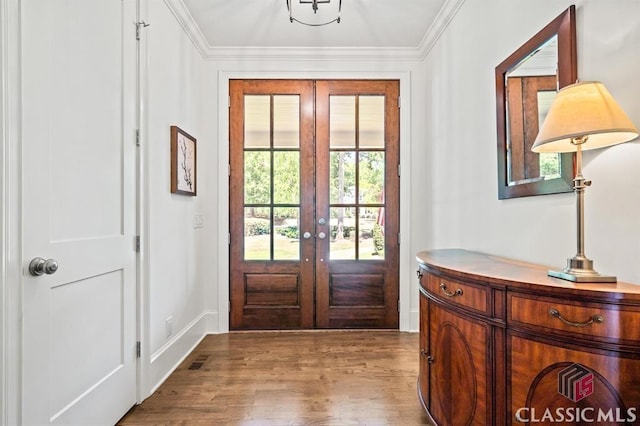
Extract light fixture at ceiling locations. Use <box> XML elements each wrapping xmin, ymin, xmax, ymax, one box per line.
<box><xmin>286</xmin><ymin>0</ymin><xmax>342</xmax><ymax>27</ymax></box>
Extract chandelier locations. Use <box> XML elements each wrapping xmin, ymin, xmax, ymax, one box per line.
<box><xmin>286</xmin><ymin>0</ymin><xmax>342</xmax><ymax>26</ymax></box>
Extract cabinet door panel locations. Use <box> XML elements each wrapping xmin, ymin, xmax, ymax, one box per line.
<box><xmin>509</xmin><ymin>334</ymin><xmax>640</xmax><ymax>424</ymax></box>
<box><xmin>430</xmin><ymin>302</ymin><xmax>489</xmax><ymax>425</ymax></box>
<box><xmin>418</xmin><ymin>292</ymin><xmax>430</xmax><ymax>409</ymax></box>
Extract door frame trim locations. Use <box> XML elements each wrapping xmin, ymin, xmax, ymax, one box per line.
<box><xmin>2</xmin><ymin>0</ymin><xmax>23</xmax><ymax>423</ymax></box>
<box><xmin>217</xmin><ymin>71</ymin><xmax>413</xmax><ymax>332</ymax></box>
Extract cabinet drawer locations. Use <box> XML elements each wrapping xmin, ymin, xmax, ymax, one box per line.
<box><xmin>509</xmin><ymin>294</ymin><xmax>640</xmax><ymax>343</ymax></box>
<box><xmin>425</xmin><ymin>274</ymin><xmax>489</xmax><ymax>314</ymax></box>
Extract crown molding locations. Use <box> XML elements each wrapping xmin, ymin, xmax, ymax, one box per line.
<box><xmin>417</xmin><ymin>0</ymin><xmax>467</xmax><ymax>60</ymax></box>
<box><xmin>164</xmin><ymin>0</ymin><xmax>466</xmax><ymax>62</ymax></box>
<box><xmin>163</xmin><ymin>0</ymin><xmax>210</xmax><ymax>59</ymax></box>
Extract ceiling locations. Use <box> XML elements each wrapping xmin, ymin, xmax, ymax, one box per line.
<box><xmin>171</xmin><ymin>0</ymin><xmax>461</xmax><ymax>59</ymax></box>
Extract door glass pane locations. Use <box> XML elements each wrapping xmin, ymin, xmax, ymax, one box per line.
<box><xmin>359</xmin><ymin>207</ymin><xmax>385</xmax><ymax>259</ymax></box>
<box><xmin>273</xmin><ymin>151</ymin><xmax>300</xmax><ymax>204</ymax></box>
<box><xmin>358</xmin><ymin>152</ymin><xmax>385</xmax><ymax>204</ymax></box>
<box><xmin>244</xmin><ymin>151</ymin><xmax>271</xmax><ymax>204</ymax></box>
<box><xmin>330</xmin><ymin>96</ymin><xmax>356</xmax><ymax>148</ymax></box>
<box><xmin>330</xmin><ymin>207</ymin><xmax>356</xmax><ymax>260</ymax></box>
<box><xmin>274</xmin><ymin>208</ymin><xmax>299</xmax><ymax>260</ymax></box>
<box><xmin>359</xmin><ymin>96</ymin><xmax>385</xmax><ymax>148</ymax></box>
<box><xmin>244</xmin><ymin>207</ymin><xmax>271</xmax><ymax>260</ymax></box>
<box><xmin>274</xmin><ymin>95</ymin><xmax>300</xmax><ymax>148</ymax></box>
<box><xmin>330</xmin><ymin>151</ymin><xmax>355</xmax><ymax>204</ymax></box>
<box><xmin>244</xmin><ymin>95</ymin><xmax>270</xmax><ymax>148</ymax></box>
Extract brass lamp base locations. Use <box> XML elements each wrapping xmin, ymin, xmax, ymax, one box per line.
<box><xmin>548</xmin><ymin>256</ymin><xmax>616</xmax><ymax>283</ymax></box>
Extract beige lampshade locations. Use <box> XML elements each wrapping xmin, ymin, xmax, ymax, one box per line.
<box><xmin>532</xmin><ymin>81</ymin><xmax>639</xmax><ymax>153</ymax></box>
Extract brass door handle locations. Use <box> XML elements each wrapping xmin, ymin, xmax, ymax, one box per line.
<box><xmin>548</xmin><ymin>308</ymin><xmax>604</xmax><ymax>328</ymax></box>
<box><xmin>440</xmin><ymin>283</ymin><xmax>463</xmax><ymax>297</ymax></box>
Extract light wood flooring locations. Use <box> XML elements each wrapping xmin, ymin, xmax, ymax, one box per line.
<box><xmin>118</xmin><ymin>330</ymin><xmax>431</xmax><ymax>425</ymax></box>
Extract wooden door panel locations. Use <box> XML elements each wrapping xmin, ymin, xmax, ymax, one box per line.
<box><xmin>229</xmin><ymin>80</ymin><xmax>315</xmax><ymax>330</ymax></box>
<box><xmin>230</xmin><ymin>79</ymin><xmax>399</xmax><ymax>330</ymax></box>
<box><xmin>315</xmin><ymin>80</ymin><xmax>400</xmax><ymax>329</ymax></box>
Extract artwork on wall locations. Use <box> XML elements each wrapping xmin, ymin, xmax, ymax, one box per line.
<box><xmin>170</xmin><ymin>125</ymin><xmax>197</xmax><ymax>196</ymax></box>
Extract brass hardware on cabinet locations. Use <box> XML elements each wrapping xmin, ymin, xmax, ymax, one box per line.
<box><xmin>440</xmin><ymin>282</ymin><xmax>463</xmax><ymax>297</ymax></box>
<box><xmin>548</xmin><ymin>308</ymin><xmax>604</xmax><ymax>328</ymax></box>
<box><xmin>427</xmin><ymin>355</ymin><xmax>435</xmax><ymax>364</ymax></box>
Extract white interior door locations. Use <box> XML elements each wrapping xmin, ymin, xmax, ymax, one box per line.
<box><xmin>21</xmin><ymin>1</ymin><xmax>138</xmax><ymax>424</ymax></box>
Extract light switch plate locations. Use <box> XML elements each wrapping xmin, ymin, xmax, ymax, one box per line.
<box><xmin>193</xmin><ymin>213</ymin><xmax>204</xmax><ymax>229</ymax></box>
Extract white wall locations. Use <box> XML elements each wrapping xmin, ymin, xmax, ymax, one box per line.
<box><xmin>419</xmin><ymin>0</ymin><xmax>640</xmax><ymax>284</ymax></box>
<box><xmin>141</xmin><ymin>0</ymin><xmax>217</xmax><ymax>394</ymax></box>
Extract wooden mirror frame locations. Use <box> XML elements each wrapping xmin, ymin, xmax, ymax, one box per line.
<box><xmin>495</xmin><ymin>5</ymin><xmax>577</xmax><ymax>199</ymax></box>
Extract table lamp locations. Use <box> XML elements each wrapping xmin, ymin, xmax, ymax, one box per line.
<box><xmin>531</xmin><ymin>81</ymin><xmax>639</xmax><ymax>282</ymax></box>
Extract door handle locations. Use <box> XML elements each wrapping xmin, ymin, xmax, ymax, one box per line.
<box><xmin>317</xmin><ymin>232</ymin><xmax>326</xmax><ymax>239</ymax></box>
<box><xmin>29</xmin><ymin>257</ymin><xmax>59</xmax><ymax>276</ymax></box>
<box><xmin>302</xmin><ymin>231</ymin><xmax>312</xmax><ymax>239</ymax></box>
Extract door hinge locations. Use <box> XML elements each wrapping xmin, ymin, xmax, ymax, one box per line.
<box><xmin>228</xmin><ymin>233</ymin><xmax>231</xmax><ymax>245</ymax></box>
<box><xmin>136</xmin><ymin>341</ymin><xmax>141</xmax><ymax>358</ymax></box>
<box><xmin>397</xmin><ymin>299</ymin><xmax>401</xmax><ymax>312</ymax></box>
<box><xmin>398</xmin><ymin>163</ymin><xmax>401</xmax><ymax>177</ymax></box>
<box><xmin>228</xmin><ymin>96</ymin><xmax>231</xmax><ymax>108</ymax></box>
<box><xmin>135</xmin><ymin>21</ymin><xmax>150</xmax><ymax>41</ymax></box>
<box><xmin>398</xmin><ymin>96</ymin><xmax>401</xmax><ymax>107</ymax></box>
<box><xmin>228</xmin><ymin>164</ymin><xmax>231</xmax><ymax>177</ymax></box>
<box><xmin>136</xmin><ymin>129</ymin><xmax>140</xmax><ymax>146</ymax></box>
<box><xmin>228</xmin><ymin>301</ymin><xmax>231</xmax><ymax>313</ymax></box>
<box><xmin>398</xmin><ymin>233</ymin><xmax>401</xmax><ymax>245</ymax></box>
<box><xmin>135</xmin><ymin>236</ymin><xmax>141</xmax><ymax>252</ymax></box>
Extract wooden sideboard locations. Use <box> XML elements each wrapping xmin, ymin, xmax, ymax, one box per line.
<box><xmin>416</xmin><ymin>249</ymin><xmax>640</xmax><ymax>425</ymax></box>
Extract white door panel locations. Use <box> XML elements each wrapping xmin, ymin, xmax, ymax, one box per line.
<box><xmin>22</xmin><ymin>0</ymin><xmax>137</xmax><ymax>424</ymax></box>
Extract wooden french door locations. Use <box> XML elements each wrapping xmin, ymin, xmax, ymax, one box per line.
<box><xmin>229</xmin><ymin>79</ymin><xmax>399</xmax><ymax>330</ymax></box>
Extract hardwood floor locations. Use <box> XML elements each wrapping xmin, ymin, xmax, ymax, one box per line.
<box><xmin>118</xmin><ymin>330</ymin><xmax>431</xmax><ymax>425</ymax></box>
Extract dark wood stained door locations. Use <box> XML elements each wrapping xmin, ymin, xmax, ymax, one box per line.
<box><xmin>229</xmin><ymin>79</ymin><xmax>399</xmax><ymax>330</ymax></box>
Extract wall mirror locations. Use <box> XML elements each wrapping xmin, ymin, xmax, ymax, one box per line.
<box><xmin>495</xmin><ymin>5</ymin><xmax>577</xmax><ymax>199</ymax></box>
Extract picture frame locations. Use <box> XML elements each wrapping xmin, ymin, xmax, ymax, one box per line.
<box><xmin>170</xmin><ymin>125</ymin><xmax>197</xmax><ymax>196</ymax></box>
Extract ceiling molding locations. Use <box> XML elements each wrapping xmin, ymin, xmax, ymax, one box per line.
<box><xmin>164</xmin><ymin>0</ymin><xmax>466</xmax><ymax>62</ymax></box>
<box><xmin>163</xmin><ymin>0</ymin><xmax>210</xmax><ymax>59</ymax></box>
<box><xmin>200</xmin><ymin>46</ymin><xmax>425</xmax><ymax>62</ymax></box>
<box><xmin>417</xmin><ymin>0</ymin><xmax>467</xmax><ymax>60</ymax></box>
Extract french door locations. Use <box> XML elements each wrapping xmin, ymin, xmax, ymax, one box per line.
<box><xmin>229</xmin><ymin>79</ymin><xmax>399</xmax><ymax>329</ymax></box>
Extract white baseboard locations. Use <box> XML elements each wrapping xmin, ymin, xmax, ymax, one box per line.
<box><xmin>147</xmin><ymin>310</ymin><xmax>219</xmax><ymax>396</ymax></box>
<box><xmin>410</xmin><ymin>309</ymin><xmax>420</xmax><ymax>333</ymax></box>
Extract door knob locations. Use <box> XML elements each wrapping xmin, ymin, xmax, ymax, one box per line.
<box><xmin>302</xmin><ymin>231</ymin><xmax>312</xmax><ymax>239</ymax></box>
<box><xmin>318</xmin><ymin>232</ymin><xmax>326</xmax><ymax>239</ymax></box>
<box><xmin>29</xmin><ymin>257</ymin><xmax>59</xmax><ymax>276</ymax></box>
<box><xmin>318</xmin><ymin>217</ymin><xmax>326</xmax><ymax>225</ymax></box>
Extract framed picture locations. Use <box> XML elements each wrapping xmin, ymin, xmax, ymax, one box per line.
<box><xmin>170</xmin><ymin>125</ymin><xmax>197</xmax><ymax>196</ymax></box>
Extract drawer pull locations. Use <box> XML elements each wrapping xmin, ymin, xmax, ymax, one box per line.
<box><xmin>440</xmin><ymin>283</ymin><xmax>463</xmax><ymax>297</ymax></box>
<box><xmin>416</xmin><ymin>270</ymin><xmax>423</xmax><ymax>279</ymax></box>
<box><xmin>548</xmin><ymin>308</ymin><xmax>604</xmax><ymax>328</ymax></box>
